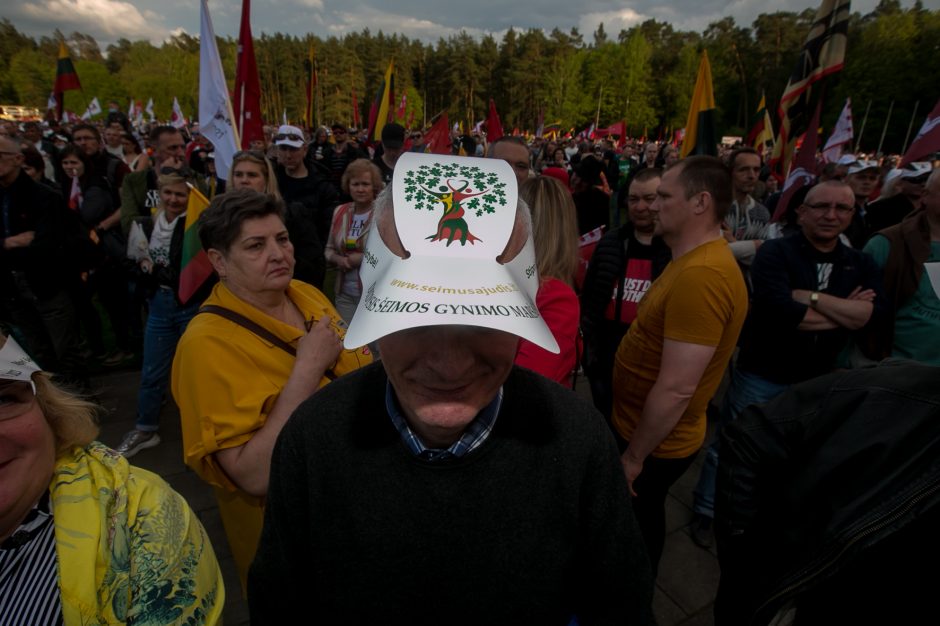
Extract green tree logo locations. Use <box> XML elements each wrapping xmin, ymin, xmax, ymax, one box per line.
<box><xmin>403</xmin><ymin>162</ymin><xmax>507</xmax><ymax>246</ymax></box>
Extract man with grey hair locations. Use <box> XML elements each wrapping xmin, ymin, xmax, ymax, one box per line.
<box><xmin>249</xmin><ymin>153</ymin><xmax>653</xmax><ymax>624</ymax></box>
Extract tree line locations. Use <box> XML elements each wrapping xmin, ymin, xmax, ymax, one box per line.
<box><xmin>0</xmin><ymin>0</ymin><xmax>937</xmax><ymax>154</ymax></box>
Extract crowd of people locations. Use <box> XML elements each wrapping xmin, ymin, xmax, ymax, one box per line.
<box><xmin>1</xmin><ymin>105</ymin><xmax>939</xmax><ymax>624</ymax></box>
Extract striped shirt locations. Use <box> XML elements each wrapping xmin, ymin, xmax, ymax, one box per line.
<box><xmin>0</xmin><ymin>492</ymin><xmax>62</xmax><ymax>625</ymax></box>
<box><xmin>385</xmin><ymin>382</ymin><xmax>502</xmax><ymax>461</ymax></box>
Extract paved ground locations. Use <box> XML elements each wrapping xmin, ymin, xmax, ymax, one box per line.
<box><xmin>93</xmin><ymin>368</ymin><xmax>718</xmax><ymax>626</ymax></box>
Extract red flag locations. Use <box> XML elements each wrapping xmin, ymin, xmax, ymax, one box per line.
<box><xmin>486</xmin><ymin>99</ymin><xmax>504</xmax><ymax>142</ymax></box>
<box><xmin>900</xmin><ymin>97</ymin><xmax>940</xmax><ymax>167</ymax></box>
<box><xmin>352</xmin><ymin>87</ymin><xmax>360</xmax><ymax>128</ymax></box>
<box><xmin>233</xmin><ymin>0</ymin><xmax>264</xmax><ymax>148</ymax></box>
<box><xmin>772</xmin><ymin>100</ymin><xmax>823</xmax><ymax>223</ymax></box>
<box><xmin>424</xmin><ymin>112</ymin><xmax>451</xmax><ymax>155</ymax></box>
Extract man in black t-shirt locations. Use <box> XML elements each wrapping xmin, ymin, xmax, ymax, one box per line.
<box><xmin>581</xmin><ymin>168</ymin><xmax>670</xmax><ymax>419</ymax></box>
<box><xmin>690</xmin><ymin>180</ymin><xmax>887</xmax><ymax>548</ymax></box>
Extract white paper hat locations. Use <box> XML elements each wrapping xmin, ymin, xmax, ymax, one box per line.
<box><xmin>847</xmin><ymin>159</ymin><xmax>879</xmax><ymax>175</ymax></box>
<box><xmin>343</xmin><ymin>152</ymin><xmax>559</xmax><ymax>353</ymax></box>
<box><xmin>899</xmin><ymin>162</ymin><xmax>932</xmax><ymax>181</ymax></box>
<box><xmin>0</xmin><ymin>336</ymin><xmax>41</xmax><ymax>385</ymax></box>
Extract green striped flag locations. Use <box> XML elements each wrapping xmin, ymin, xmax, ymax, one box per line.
<box><xmin>178</xmin><ymin>186</ymin><xmax>213</xmax><ymax>304</ymax></box>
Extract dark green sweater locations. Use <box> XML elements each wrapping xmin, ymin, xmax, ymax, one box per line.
<box><xmin>249</xmin><ymin>363</ymin><xmax>652</xmax><ymax>625</ymax></box>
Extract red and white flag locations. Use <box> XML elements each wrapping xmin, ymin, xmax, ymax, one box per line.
<box><xmin>822</xmin><ymin>98</ymin><xmax>853</xmax><ymax>163</ymax></box>
<box><xmin>171</xmin><ymin>97</ymin><xmax>186</xmax><ymax>129</ymax></box>
<box><xmin>900</xmin><ymin>97</ymin><xmax>940</xmax><ymax>167</ymax></box>
<box><xmin>773</xmin><ymin>101</ymin><xmax>823</xmax><ymax>223</ymax></box>
<box><xmin>68</xmin><ymin>175</ymin><xmax>82</xmax><ymax>211</ymax></box>
<box><xmin>396</xmin><ymin>93</ymin><xmax>407</xmax><ymax>120</ymax></box>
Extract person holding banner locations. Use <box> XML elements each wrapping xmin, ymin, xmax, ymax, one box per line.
<box><xmin>115</xmin><ymin>173</ymin><xmax>214</xmax><ymax>458</ymax></box>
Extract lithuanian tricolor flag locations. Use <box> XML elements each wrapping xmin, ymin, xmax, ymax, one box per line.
<box><xmin>54</xmin><ymin>41</ymin><xmax>81</xmax><ymax>93</ymax></box>
<box><xmin>178</xmin><ymin>186</ymin><xmax>213</xmax><ymax>304</ymax></box>
<box><xmin>680</xmin><ymin>50</ymin><xmax>718</xmax><ymax>158</ymax></box>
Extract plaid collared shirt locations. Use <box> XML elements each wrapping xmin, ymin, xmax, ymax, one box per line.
<box><xmin>385</xmin><ymin>382</ymin><xmax>502</xmax><ymax>461</ymax></box>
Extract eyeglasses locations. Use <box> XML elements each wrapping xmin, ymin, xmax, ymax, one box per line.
<box><xmin>411</xmin><ymin>134</ymin><xmax>422</xmax><ymax>140</ymax></box>
<box><xmin>274</xmin><ymin>133</ymin><xmax>304</xmax><ymax>143</ymax></box>
<box><xmin>0</xmin><ymin>380</ymin><xmax>36</xmax><ymax>422</ymax></box>
<box><xmin>804</xmin><ymin>202</ymin><xmax>854</xmax><ymax>215</ymax></box>
<box><xmin>333</xmin><ymin>129</ymin><xmax>347</xmax><ymax>135</ymax></box>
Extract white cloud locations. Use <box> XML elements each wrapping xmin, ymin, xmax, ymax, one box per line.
<box><xmin>294</xmin><ymin>0</ymin><xmax>326</xmax><ymax>9</ymax></box>
<box><xmin>578</xmin><ymin>8</ymin><xmax>648</xmax><ymax>40</ymax></box>
<box><xmin>326</xmin><ymin>7</ymin><xmax>491</xmax><ymax>41</ymax></box>
<box><xmin>18</xmin><ymin>0</ymin><xmax>169</xmax><ymax>43</ymax></box>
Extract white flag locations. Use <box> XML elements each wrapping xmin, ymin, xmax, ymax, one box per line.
<box><xmin>823</xmin><ymin>98</ymin><xmax>853</xmax><ymax>163</ymax></box>
<box><xmin>171</xmin><ymin>97</ymin><xmax>186</xmax><ymax>129</ymax></box>
<box><xmin>145</xmin><ymin>98</ymin><xmax>155</xmax><ymax>122</ymax></box>
<box><xmin>81</xmin><ymin>97</ymin><xmax>102</xmax><ymax>120</ymax></box>
<box><xmin>47</xmin><ymin>92</ymin><xmax>57</xmax><ymax>111</ymax></box>
<box><xmin>199</xmin><ymin>0</ymin><xmax>239</xmax><ymax>180</ymax></box>
<box><xmin>128</xmin><ymin>99</ymin><xmax>136</xmax><ymax>119</ymax></box>
<box><xmin>282</xmin><ymin>109</ymin><xmax>287</xmax><ymax>125</ymax></box>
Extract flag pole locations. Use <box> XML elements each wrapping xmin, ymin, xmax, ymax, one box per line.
<box><xmin>876</xmin><ymin>99</ymin><xmax>894</xmax><ymax>156</ymax></box>
<box><xmin>854</xmin><ymin>100</ymin><xmax>871</xmax><ymax>154</ymax></box>
<box><xmin>900</xmin><ymin>100</ymin><xmax>920</xmax><ymax>156</ymax></box>
<box><xmin>594</xmin><ymin>85</ymin><xmax>603</xmax><ymax>134</ymax></box>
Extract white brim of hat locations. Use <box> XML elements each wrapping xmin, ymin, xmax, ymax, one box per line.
<box><xmin>275</xmin><ymin>139</ymin><xmax>304</xmax><ymax>148</ymax></box>
<box><xmin>343</xmin><ymin>222</ymin><xmax>559</xmax><ymax>353</ymax></box>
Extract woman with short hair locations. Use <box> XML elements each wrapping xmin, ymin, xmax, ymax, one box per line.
<box><xmin>171</xmin><ymin>189</ymin><xmax>371</xmax><ymax>589</ymax></box>
<box><xmin>324</xmin><ymin>158</ymin><xmax>384</xmax><ymax>323</ymax></box>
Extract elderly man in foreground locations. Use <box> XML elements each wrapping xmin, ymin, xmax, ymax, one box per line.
<box><xmin>248</xmin><ymin>153</ymin><xmax>653</xmax><ymax>625</ymax></box>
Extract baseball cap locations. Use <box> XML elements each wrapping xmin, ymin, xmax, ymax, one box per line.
<box><xmin>847</xmin><ymin>159</ymin><xmax>879</xmax><ymax>175</ymax></box>
<box><xmin>274</xmin><ymin>124</ymin><xmax>305</xmax><ymax>148</ymax></box>
<box><xmin>899</xmin><ymin>161</ymin><xmax>932</xmax><ymax>182</ymax></box>
<box><xmin>0</xmin><ymin>335</ymin><xmax>41</xmax><ymax>386</ymax></box>
<box><xmin>344</xmin><ymin>152</ymin><xmax>558</xmax><ymax>353</ymax></box>
<box><xmin>381</xmin><ymin>123</ymin><xmax>406</xmax><ymax>149</ymax></box>
<box><xmin>836</xmin><ymin>154</ymin><xmax>857</xmax><ymax>166</ymax></box>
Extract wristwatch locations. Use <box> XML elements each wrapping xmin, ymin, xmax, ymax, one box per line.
<box><xmin>809</xmin><ymin>291</ymin><xmax>820</xmax><ymax>308</ymax></box>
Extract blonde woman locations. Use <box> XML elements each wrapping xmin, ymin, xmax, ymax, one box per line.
<box><xmin>228</xmin><ymin>149</ymin><xmax>326</xmax><ymax>287</ymax></box>
<box><xmin>324</xmin><ymin>159</ymin><xmax>384</xmax><ymax>323</ymax></box>
<box><xmin>515</xmin><ymin>176</ymin><xmax>582</xmax><ymax>387</ymax></box>
<box><xmin>0</xmin><ymin>335</ymin><xmax>223</xmax><ymax>624</ymax></box>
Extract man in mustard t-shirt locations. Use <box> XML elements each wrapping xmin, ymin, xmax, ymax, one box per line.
<box><xmin>611</xmin><ymin>155</ymin><xmax>748</xmax><ymax>574</ymax></box>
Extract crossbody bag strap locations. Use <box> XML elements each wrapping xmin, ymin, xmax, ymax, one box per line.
<box><xmin>198</xmin><ymin>304</ymin><xmax>297</xmax><ymax>357</ymax></box>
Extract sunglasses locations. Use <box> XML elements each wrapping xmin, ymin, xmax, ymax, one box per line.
<box><xmin>275</xmin><ymin>133</ymin><xmax>304</xmax><ymax>143</ymax></box>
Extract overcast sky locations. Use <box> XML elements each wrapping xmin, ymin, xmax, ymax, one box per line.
<box><xmin>5</xmin><ymin>0</ymin><xmax>933</xmax><ymax>49</ymax></box>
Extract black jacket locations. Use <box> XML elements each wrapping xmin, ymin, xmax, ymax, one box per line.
<box><xmin>737</xmin><ymin>231</ymin><xmax>887</xmax><ymax>384</ymax></box>
<box><xmin>133</xmin><ymin>214</ymin><xmax>215</xmax><ymax>305</ymax></box>
<box><xmin>0</xmin><ymin>170</ymin><xmax>75</xmax><ymax>299</ymax></box>
<box><xmin>580</xmin><ymin>223</ymin><xmax>670</xmax><ymax>376</ymax></box>
<box><xmin>715</xmin><ymin>361</ymin><xmax>940</xmax><ymax>625</ymax></box>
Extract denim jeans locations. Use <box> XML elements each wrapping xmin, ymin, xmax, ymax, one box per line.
<box><xmin>692</xmin><ymin>366</ymin><xmax>788</xmax><ymax>518</ymax></box>
<box><xmin>136</xmin><ymin>288</ymin><xmax>199</xmax><ymax>431</ymax></box>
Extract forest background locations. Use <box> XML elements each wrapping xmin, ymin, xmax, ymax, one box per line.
<box><xmin>0</xmin><ymin>0</ymin><xmax>937</xmax><ymax>154</ymax></box>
